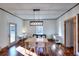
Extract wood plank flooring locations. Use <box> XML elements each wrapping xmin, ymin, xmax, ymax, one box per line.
<box><xmin>0</xmin><ymin>39</ymin><xmax>74</xmax><ymax>56</ymax></box>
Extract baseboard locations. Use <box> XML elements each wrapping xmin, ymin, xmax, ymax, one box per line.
<box><xmin>0</xmin><ymin>46</ymin><xmax>8</xmax><ymax>52</ymax></box>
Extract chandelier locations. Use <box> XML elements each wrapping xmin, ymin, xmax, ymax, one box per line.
<box><xmin>30</xmin><ymin>9</ymin><xmax>43</xmax><ymax>26</ymax></box>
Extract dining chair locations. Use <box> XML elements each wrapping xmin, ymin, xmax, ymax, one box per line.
<box><xmin>36</xmin><ymin>42</ymin><xmax>45</xmax><ymax>55</ymax></box>
<box><xmin>28</xmin><ymin>42</ymin><xmax>36</xmax><ymax>52</ymax></box>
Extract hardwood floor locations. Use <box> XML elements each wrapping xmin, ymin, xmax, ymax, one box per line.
<box><xmin>64</xmin><ymin>47</ymin><xmax>74</xmax><ymax>56</ymax></box>
<box><xmin>0</xmin><ymin>39</ymin><xmax>74</xmax><ymax>56</ymax></box>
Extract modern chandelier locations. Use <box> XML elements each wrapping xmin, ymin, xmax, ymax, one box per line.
<box><xmin>30</xmin><ymin>9</ymin><xmax>43</xmax><ymax>26</ymax></box>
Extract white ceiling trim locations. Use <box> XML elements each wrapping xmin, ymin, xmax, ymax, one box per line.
<box><xmin>0</xmin><ymin>3</ymin><xmax>77</xmax><ymax>20</ymax></box>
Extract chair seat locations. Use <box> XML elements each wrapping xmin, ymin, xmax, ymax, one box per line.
<box><xmin>36</xmin><ymin>42</ymin><xmax>45</xmax><ymax>47</ymax></box>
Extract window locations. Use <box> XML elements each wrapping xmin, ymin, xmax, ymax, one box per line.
<box><xmin>30</xmin><ymin>21</ymin><xmax>43</xmax><ymax>34</ymax></box>
<box><xmin>36</xmin><ymin>26</ymin><xmax>43</xmax><ymax>34</ymax></box>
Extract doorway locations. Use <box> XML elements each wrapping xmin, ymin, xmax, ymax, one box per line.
<box><xmin>64</xmin><ymin>16</ymin><xmax>76</xmax><ymax>55</ymax></box>
<box><xmin>9</xmin><ymin>23</ymin><xmax>17</xmax><ymax>46</ymax></box>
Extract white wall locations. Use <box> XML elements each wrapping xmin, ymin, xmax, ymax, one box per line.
<box><xmin>0</xmin><ymin>10</ymin><xmax>23</xmax><ymax>49</ymax></box>
<box><xmin>23</xmin><ymin>20</ymin><xmax>57</xmax><ymax>39</ymax></box>
<box><xmin>57</xmin><ymin>5</ymin><xmax>79</xmax><ymax>44</ymax></box>
<box><xmin>57</xmin><ymin>5</ymin><xmax>79</xmax><ymax>36</ymax></box>
<box><xmin>43</xmin><ymin>20</ymin><xmax>57</xmax><ymax>38</ymax></box>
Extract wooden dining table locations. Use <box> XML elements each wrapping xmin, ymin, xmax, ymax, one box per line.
<box><xmin>24</xmin><ymin>37</ymin><xmax>48</xmax><ymax>55</ymax></box>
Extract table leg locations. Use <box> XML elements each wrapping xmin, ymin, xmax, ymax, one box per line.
<box><xmin>45</xmin><ymin>42</ymin><xmax>46</xmax><ymax>56</ymax></box>
<box><xmin>25</xmin><ymin>42</ymin><xmax>26</xmax><ymax>53</ymax></box>
<box><xmin>35</xmin><ymin>42</ymin><xmax>38</xmax><ymax>54</ymax></box>
<box><xmin>25</xmin><ymin>42</ymin><xmax>28</xmax><ymax>53</ymax></box>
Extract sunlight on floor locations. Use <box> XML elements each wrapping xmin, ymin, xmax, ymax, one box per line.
<box><xmin>16</xmin><ymin>46</ymin><xmax>37</xmax><ymax>56</ymax></box>
<box><xmin>8</xmin><ymin>46</ymin><xmax>17</xmax><ymax>56</ymax></box>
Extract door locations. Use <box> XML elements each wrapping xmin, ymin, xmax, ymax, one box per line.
<box><xmin>9</xmin><ymin>23</ymin><xmax>17</xmax><ymax>45</ymax></box>
<box><xmin>73</xmin><ymin>16</ymin><xmax>76</xmax><ymax>55</ymax></box>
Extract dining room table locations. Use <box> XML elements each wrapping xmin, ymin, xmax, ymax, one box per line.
<box><xmin>24</xmin><ymin>37</ymin><xmax>48</xmax><ymax>55</ymax></box>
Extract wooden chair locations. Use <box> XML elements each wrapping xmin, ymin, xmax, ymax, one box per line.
<box><xmin>28</xmin><ymin>42</ymin><xmax>36</xmax><ymax>52</ymax></box>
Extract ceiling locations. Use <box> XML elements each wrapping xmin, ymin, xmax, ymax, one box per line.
<box><xmin>0</xmin><ymin>3</ymin><xmax>77</xmax><ymax>20</ymax></box>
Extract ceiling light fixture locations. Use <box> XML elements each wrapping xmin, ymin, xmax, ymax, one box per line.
<box><xmin>33</xmin><ymin>9</ymin><xmax>40</xmax><ymax>20</ymax></box>
<box><xmin>30</xmin><ymin>9</ymin><xmax>43</xmax><ymax>26</ymax></box>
